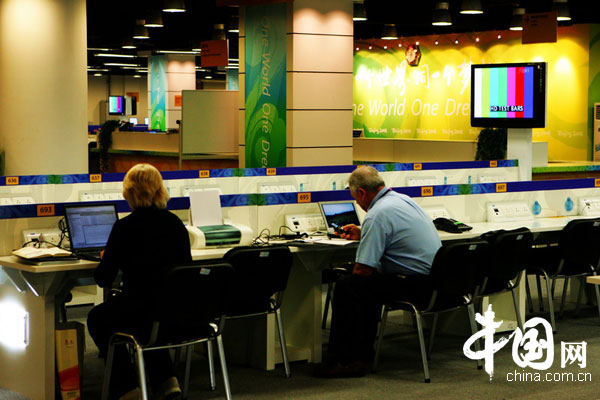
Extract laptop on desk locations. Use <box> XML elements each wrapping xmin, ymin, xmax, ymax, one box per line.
<box><xmin>64</xmin><ymin>203</ymin><xmax>118</xmax><ymax>261</ymax></box>
<box><xmin>318</xmin><ymin>201</ymin><xmax>361</xmax><ymax>237</ymax></box>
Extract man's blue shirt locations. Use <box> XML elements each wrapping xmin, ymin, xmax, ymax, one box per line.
<box><xmin>355</xmin><ymin>187</ymin><xmax>442</xmax><ymax>276</ymax></box>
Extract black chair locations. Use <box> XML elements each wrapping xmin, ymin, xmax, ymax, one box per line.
<box><xmin>372</xmin><ymin>239</ymin><xmax>490</xmax><ymax>383</ymax></box>
<box><xmin>101</xmin><ymin>260</ymin><xmax>234</xmax><ymax>400</ymax></box>
<box><xmin>222</xmin><ymin>245</ymin><xmax>293</xmax><ymax>378</ymax></box>
<box><xmin>526</xmin><ymin>218</ymin><xmax>600</xmax><ymax>332</ymax></box>
<box><xmin>477</xmin><ymin>227</ymin><xmax>534</xmax><ymax>331</ymax></box>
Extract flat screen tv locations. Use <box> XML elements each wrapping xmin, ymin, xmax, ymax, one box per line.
<box><xmin>471</xmin><ymin>62</ymin><xmax>546</xmax><ymax>128</ymax></box>
<box><xmin>108</xmin><ymin>95</ymin><xmax>125</xmax><ymax>115</ymax></box>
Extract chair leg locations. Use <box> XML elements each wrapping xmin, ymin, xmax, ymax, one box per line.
<box><xmin>322</xmin><ymin>282</ymin><xmax>333</xmax><ymax>329</ymax></box>
<box><xmin>372</xmin><ymin>306</ymin><xmax>388</xmax><ymax>372</ymax></box>
<box><xmin>536</xmin><ymin>275</ymin><xmax>545</xmax><ymax>311</ymax></box>
<box><xmin>427</xmin><ymin>313</ymin><xmax>439</xmax><ymax>360</ymax></box>
<box><xmin>216</xmin><ymin>335</ymin><xmax>232</xmax><ymax>400</ymax></box>
<box><xmin>559</xmin><ymin>277</ymin><xmax>569</xmax><ymax>318</ymax></box>
<box><xmin>542</xmin><ymin>274</ymin><xmax>557</xmax><ymax>333</ymax></box>
<box><xmin>275</xmin><ymin>308</ymin><xmax>291</xmax><ymax>378</ymax></box>
<box><xmin>207</xmin><ymin>340</ymin><xmax>216</xmax><ymax>391</ymax></box>
<box><xmin>467</xmin><ymin>304</ymin><xmax>483</xmax><ymax>370</ymax></box>
<box><xmin>133</xmin><ymin>344</ymin><xmax>149</xmax><ymax>400</ymax></box>
<box><xmin>414</xmin><ymin>313</ymin><xmax>430</xmax><ymax>383</ymax></box>
<box><xmin>592</xmin><ymin>272</ymin><xmax>600</xmax><ymax>323</ymax></box>
<box><xmin>101</xmin><ymin>342</ymin><xmax>116</xmax><ymax>400</ymax></box>
<box><xmin>551</xmin><ymin>279</ymin><xmax>557</xmax><ymax>299</ymax></box>
<box><xmin>510</xmin><ymin>287</ymin><xmax>524</xmax><ymax>331</ymax></box>
<box><xmin>182</xmin><ymin>344</ymin><xmax>193</xmax><ymax>399</ymax></box>
<box><xmin>574</xmin><ymin>276</ymin><xmax>585</xmax><ymax>316</ymax></box>
<box><xmin>525</xmin><ymin>276</ymin><xmax>534</xmax><ymax>313</ymax></box>
<box><xmin>173</xmin><ymin>347</ymin><xmax>182</xmax><ymax>371</ymax></box>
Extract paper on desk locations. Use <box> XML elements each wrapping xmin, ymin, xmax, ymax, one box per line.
<box><xmin>190</xmin><ymin>189</ymin><xmax>222</xmax><ymax>226</ymax></box>
<box><xmin>311</xmin><ymin>238</ymin><xmax>356</xmax><ymax>246</ymax></box>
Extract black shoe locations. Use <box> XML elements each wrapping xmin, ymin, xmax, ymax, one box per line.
<box><xmin>313</xmin><ymin>361</ymin><xmax>366</xmax><ymax>379</ymax></box>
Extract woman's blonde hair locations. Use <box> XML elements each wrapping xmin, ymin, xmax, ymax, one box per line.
<box><xmin>122</xmin><ymin>163</ymin><xmax>169</xmax><ymax>210</ymax></box>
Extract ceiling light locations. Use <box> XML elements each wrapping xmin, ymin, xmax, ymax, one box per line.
<box><xmin>225</xmin><ymin>65</ymin><xmax>239</xmax><ymax>69</ymax></box>
<box><xmin>163</xmin><ymin>0</ymin><xmax>186</xmax><ymax>12</ymax></box>
<box><xmin>353</xmin><ymin>1</ymin><xmax>367</xmax><ymax>21</ymax></box>
<box><xmin>455</xmin><ymin>39</ymin><xmax>459</xmax><ymax>44</ymax></box>
<box><xmin>133</xmin><ymin>22</ymin><xmax>150</xmax><ymax>40</ymax></box>
<box><xmin>381</xmin><ymin>24</ymin><xmax>398</xmax><ymax>40</ymax></box>
<box><xmin>87</xmin><ymin>68</ymin><xmax>109</xmax><ymax>72</ymax></box>
<box><xmin>144</xmin><ymin>10</ymin><xmax>164</xmax><ymax>27</ymax></box>
<box><xmin>103</xmin><ymin>62</ymin><xmax>140</xmax><ymax>67</ymax></box>
<box><xmin>432</xmin><ymin>2</ymin><xmax>452</xmax><ymax>26</ymax></box>
<box><xmin>94</xmin><ymin>53</ymin><xmax>136</xmax><ymax>58</ymax></box>
<box><xmin>476</xmin><ymin>37</ymin><xmax>480</xmax><ymax>42</ymax></box>
<box><xmin>87</xmin><ymin>48</ymin><xmax>110</xmax><ymax>51</ymax></box>
<box><xmin>510</xmin><ymin>7</ymin><xmax>525</xmax><ymax>31</ymax></box>
<box><xmin>133</xmin><ymin>75</ymin><xmax>142</xmax><ymax>78</ymax></box>
<box><xmin>460</xmin><ymin>0</ymin><xmax>483</xmax><ymax>14</ymax></box>
<box><xmin>497</xmin><ymin>34</ymin><xmax>502</xmax><ymax>39</ymax></box>
<box><xmin>213</xmin><ymin>24</ymin><xmax>226</xmax><ymax>40</ymax></box>
<box><xmin>553</xmin><ymin>0</ymin><xmax>571</xmax><ymax>21</ymax></box>
<box><xmin>205</xmin><ymin>75</ymin><xmax>213</xmax><ymax>80</ymax></box>
<box><xmin>228</xmin><ymin>15</ymin><xmax>239</xmax><ymax>33</ymax></box>
<box><xmin>435</xmin><ymin>40</ymin><xmax>439</xmax><ymax>45</ymax></box>
<box><xmin>93</xmin><ymin>73</ymin><xmax>102</xmax><ymax>77</ymax></box>
<box><xmin>122</xmin><ymin>39</ymin><xmax>137</xmax><ymax>49</ymax></box>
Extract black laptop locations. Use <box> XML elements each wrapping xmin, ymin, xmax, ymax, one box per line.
<box><xmin>64</xmin><ymin>203</ymin><xmax>118</xmax><ymax>261</ymax></box>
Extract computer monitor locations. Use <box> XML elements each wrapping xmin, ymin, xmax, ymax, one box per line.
<box><xmin>108</xmin><ymin>96</ymin><xmax>125</xmax><ymax>115</ymax></box>
<box><xmin>64</xmin><ymin>203</ymin><xmax>118</xmax><ymax>252</ymax></box>
<box><xmin>318</xmin><ymin>201</ymin><xmax>360</xmax><ymax>235</ymax></box>
<box><xmin>144</xmin><ymin>117</ymin><xmax>149</xmax><ymax>125</ymax></box>
<box><xmin>129</xmin><ymin>117</ymin><xmax>138</xmax><ymax>125</ymax></box>
<box><xmin>471</xmin><ymin>62</ymin><xmax>547</xmax><ymax>128</ymax></box>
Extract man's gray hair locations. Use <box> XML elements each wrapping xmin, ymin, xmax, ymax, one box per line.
<box><xmin>347</xmin><ymin>166</ymin><xmax>385</xmax><ymax>192</ymax></box>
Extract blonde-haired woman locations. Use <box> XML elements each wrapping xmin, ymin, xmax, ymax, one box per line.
<box><xmin>88</xmin><ymin>163</ymin><xmax>191</xmax><ymax>400</ymax></box>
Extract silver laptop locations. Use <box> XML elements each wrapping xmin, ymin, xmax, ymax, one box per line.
<box><xmin>318</xmin><ymin>201</ymin><xmax>360</xmax><ymax>235</ymax></box>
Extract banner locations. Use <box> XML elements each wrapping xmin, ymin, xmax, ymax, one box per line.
<box><xmin>245</xmin><ymin>3</ymin><xmax>287</xmax><ymax>167</ymax></box>
<box><xmin>150</xmin><ymin>55</ymin><xmax>167</xmax><ymax>131</ymax></box>
<box><xmin>354</xmin><ymin>25</ymin><xmax>597</xmax><ymax>161</ymax></box>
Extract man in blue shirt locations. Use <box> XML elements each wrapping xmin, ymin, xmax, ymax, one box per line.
<box><xmin>314</xmin><ymin>166</ymin><xmax>442</xmax><ymax>378</ymax></box>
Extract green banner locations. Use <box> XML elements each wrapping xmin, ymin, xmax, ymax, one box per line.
<box><xmin>150</xmin><ymin>55</ymin><xmax>166</xmax><ymax>131</ymax></box>
<box><xmin>245</xmin><ymin>3</ymin><xmax>286</xmax><ymax>167</ymax></box>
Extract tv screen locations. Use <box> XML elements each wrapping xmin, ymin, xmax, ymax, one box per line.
<box><xmin>471</xmin><ymin>62</ymin><xmax>546</xmax><ymax>128</ymax></box>
<box><xmin>108</xmin><ymin>96</ymin><xmax>125</xmax><ymax>115</ymax></box>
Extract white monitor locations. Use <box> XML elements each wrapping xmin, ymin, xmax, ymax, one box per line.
<box><xmin>129</xmin><ymin>117</ymin><xmax>138</xmax><ymax>125</ymax></box>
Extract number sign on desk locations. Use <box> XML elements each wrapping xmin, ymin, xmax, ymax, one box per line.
<box><xmin>89</xmin><ymin>174</ymin><xmax>102</xmax><ymax>183</ymax></box>
<box><xmin>6</xmin><ymin>177</ymin><xmax>19</xmax><ymax>185</ymax></box>
<box><xmin>36</xmin><ymin>204</ymin><xmax>55</xmax><ymax>217</ymax></box>
<box><xmin>199</xmin><ymin>170</ymin><xmax>210</xmax><ymax>178</ymax></box>
<box><xmin>266</xmin><ymin>168</ymin><xmax>277</xmax><ymax>176</ymax></box>
<box><xmin>298</xmin><ymin>192</ymin><xmax>311</xmax><ymax>203</ymax></box>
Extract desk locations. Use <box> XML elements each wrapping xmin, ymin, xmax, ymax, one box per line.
<box><xmin>0</xmin><ymin>217</ymin><xmax>588</xmax><ymax>399</ymax></box>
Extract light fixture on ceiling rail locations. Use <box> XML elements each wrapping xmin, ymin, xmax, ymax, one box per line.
<box><xmin>353</xmin><ymin>0</ymin><xmax>367</xmax><ymax>21</ymax></box>
<box><xmin>93</xmin><ymin>73</ymin><xmax>102</xmax><ymax>77</ymax></box>
<box><xmin>133</xmin><ymin>20</ymin><xmax>150</xmax><ymax>39</ymax></box>
<box><xmin>144</xmin><ymin>10</ymin><xmax>164</xmax><ymax>27</ymax></box>
<box><xmin>213</xmin><ymin>24</ymin><xmax>226</xmax><ymax>40</ymax></box>
<box><xmin>87</xmin><ymin>68</ymin><xmax>109</xmax><ymax>72</ymax></box>
<box><xmin>460</xmin><ymin>0</ymin><xmax>483</xmax><ymax>14</ymax></box>
<box><xmin>553</xmin><ymin>0</ymin><xmax>571</xmax><ymax>21</ymax></box>
<box><xmin>133</xmin><ymin>75</ymin><xmax>142</xmax><ymax>78</ymax></box>
<box><xmin>87</xmin><ymin>47</ymin><xmax>111</xmax><ymax>51</ymax></box>
<box><xmin>163</xmin><ymin>0</ymin><xmax>186</xmax><ymax>13</ymax></box>
<box><xmin>103</xmin><ymin>62</ymin><xmax>140</xmax><ymax>67</ymax></box>
<box><xmin>432</xmin><ymin>2</ymin><xmax>452</xmax><ymax>26</ymax></box>
<box><xmin>228</xmin><ymin>14</ymin><xmax>239</xmax><ymax>33</ymax></box>
<box><xmin>94</xmin><ymin>53</ymin><xmax>137</xmax><ymax>58</ymax></box>
<box><xmin>156</xmin><ymin>50</ymin><xmax>200</xmax><ymax>54</ymax></box>
<box><xmin>510</xmin><ymin>7</ymin><xmax>525</xmax><ymax>31</ymax></box>
<box><xmin>381</xmin><ymin>24</ymin><xmax>398</xmax><ymax>40</ymax></box>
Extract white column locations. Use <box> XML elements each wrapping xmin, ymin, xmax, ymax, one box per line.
<box><xmin>286</xmin><ymin>0</ymin><xmax>354</xmax><ymax>166</ymax></box>
<box><xmin>0</xmin><ymin>0</ymin><xmax>88</xmax><ymax>175</ymax></box>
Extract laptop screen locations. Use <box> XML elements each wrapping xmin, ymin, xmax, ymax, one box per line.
<box><xmin>64</xmin><ymin>204</ymin><xmax>118</xmax><ymax>251</ymax></box>
<box><xmin>319</xmin><ymin>201</ymin><xmax>360</xmax><ymax>233</ymax></box>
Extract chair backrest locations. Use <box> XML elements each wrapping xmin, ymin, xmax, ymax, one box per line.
<box><xmin>559</xmin><ymin>218</ymin><xmax>600</xmax><ymax>268</ymax></box>
<box><xmin>480</xmin><ymin>227</ymin><xmax>533</xmax><ymax>282</ymax></box>
<box><xmin>223</xmin><ymin>245</ymin><xmax>293</xmax><ymax>315</ymax></box>
<box><xmin>429</xmin><ymin>238</ymin><xmax>490</xmax><ymax>297</ymax></box>
<box><xmin>152</xmin><ymin>260</ymin><xmax>234</xmax><ymax>343</ymax></box>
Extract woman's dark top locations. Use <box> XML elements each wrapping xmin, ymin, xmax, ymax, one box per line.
<box><xmin>94</xmin><ymin>207</ymin><xmax>192</xmax><ymax>302</ymax></box>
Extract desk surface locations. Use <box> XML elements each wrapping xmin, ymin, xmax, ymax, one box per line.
<box><xmin>1</xmin><ymin>216</ymin><xmax>594</xmax><ymax>274</ymax></box>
